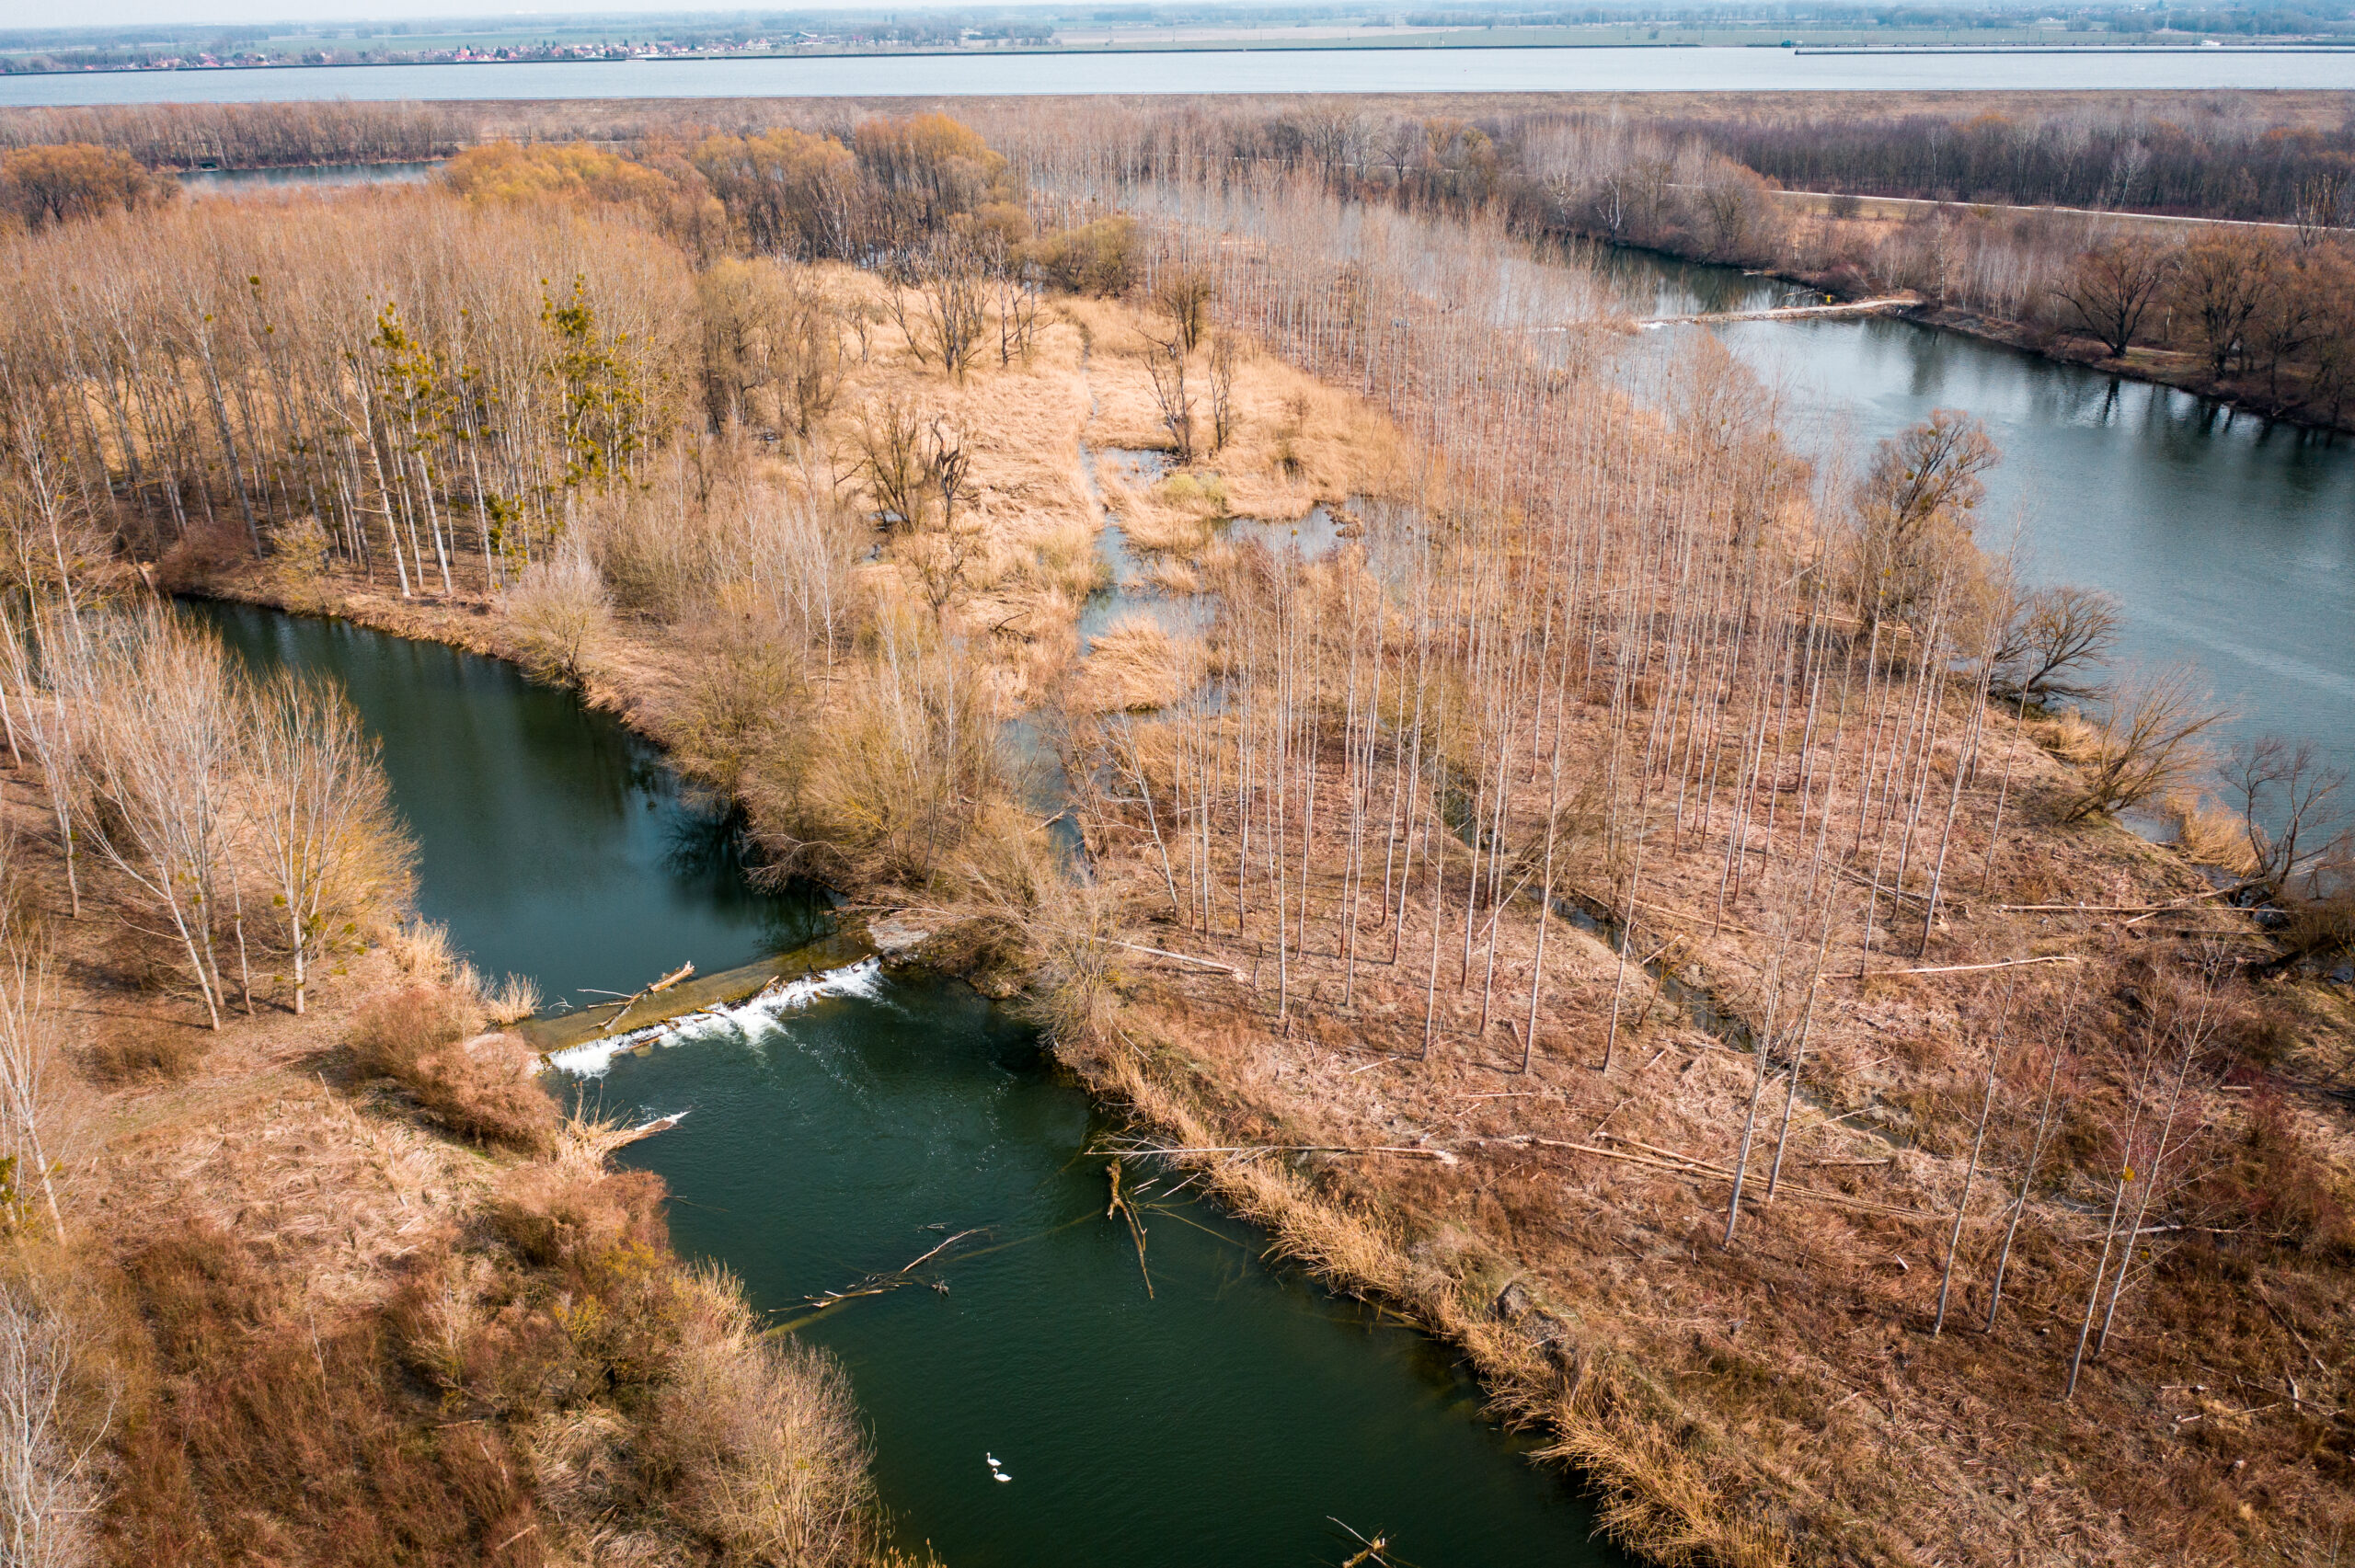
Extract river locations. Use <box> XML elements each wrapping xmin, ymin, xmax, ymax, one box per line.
<box><xmin>7</xmin><ymin>46</ymin><xmax>2355</xmax><ymax>106</ymax></box>
<box><xmin>1591</xmin><ymin>243</ymin><xmax>2355</xmax><ymax>808</ymax></box>
<box><xmin>191</xmin><ymin>601</ymin><xmax>1617</xmax><ymax>1568</ymax></box>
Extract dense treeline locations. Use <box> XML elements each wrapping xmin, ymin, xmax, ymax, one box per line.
<box><xmin>0</xmin><ymin>142</ymin><xmax>176</xmax><ymax>231</ymax></box>
<box><xmin>0</xmin><ymin>100</ymin><xmax>467</xmax><ymax>169</ymax></box>
<box><xmin>1670</xmin><ymin>105</ymin><xmax>2355</xmax><ymax>223</ymax></box>
<box><xmin>0</xmin><ymin>193</ymin><xmax>692</xmax><ymax>589</ymax></box>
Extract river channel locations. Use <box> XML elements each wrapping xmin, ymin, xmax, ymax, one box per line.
<box><xmin>191</xmin><ymin>601</ymin><xmax>1616</xmax><ymax>1568</ymax></box>
<box><xmin>1591</xmin><ymin>243</ymin><xmax>2355</xmax><ymax>804</ymax></box>
<box><xmin>167</xmin><ymin>209</ymin><xmax>2352</xmax><ymax>1562</ymax></box>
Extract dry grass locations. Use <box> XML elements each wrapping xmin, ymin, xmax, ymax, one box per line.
<box><xmin>1040</xmin><ymin>677</ymin><xmax>2355</xmax><ymax>1568</ymax></box>
<box><xmin>348</xmin><ymin>983</ymin><xmax>557</xmax><ymax>1155</ymax></box>
<box><xmin>142</xmin><ymin>208</ymin><xmax>2353</xmax><ymax>1568</ymax></box>
<box><xmin>0</xmin><ymin>763</ymin><xmax>888</xmax><ymax>1568</ymax></box>
<box><xmin>645</xmin><ymin>1265</ymin><xmax>877</xmax><ymax>1566</ymax></box>
<box><xmin>2163</xmin><ymin>791</ymin><xmax>2262</xmax><ymax>876</ymax></box>
<box><xmin>1074</xmin><ymin>618</ymin><xmax>1194</xmax><ymax>713</ymax></box>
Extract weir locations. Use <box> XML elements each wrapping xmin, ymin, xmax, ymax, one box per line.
<box><xmin>518</xmin><ymin>928</ymin><xmax>878</xmax><ymax>1054</ymax></box>
<box><xmin>190</xmin><ymin>600</ymin><xmax>1624</xmax><ymax>1568</ymax></box>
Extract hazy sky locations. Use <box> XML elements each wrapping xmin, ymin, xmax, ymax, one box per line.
<box><xmin>18</xmin><ymin>2</ymin><xmax>984</xmax><ymax>29</ymax></box>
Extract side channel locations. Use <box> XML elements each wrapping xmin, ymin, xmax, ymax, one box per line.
<box><xmin>192</xmin><ymin>601</ymin><xmax>1629</xmax><ymax>1568</ymax></box>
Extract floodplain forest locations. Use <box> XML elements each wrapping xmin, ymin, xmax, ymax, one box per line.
<box><xmin>0</xmin><ymin>97</ymin><xmax>2346</xmax><ymax>1568</ymax></box>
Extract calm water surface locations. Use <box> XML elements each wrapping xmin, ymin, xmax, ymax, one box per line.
<box><xmin>1599</xmin><ymin>246</ymin><xmax>2355</xmax><ymax>796</ymax></box>
<box><xmin>178</xmin><ymin>161</ymin><xmax>437</xmax><ymax>194</ymax></box>
<box><xmin>7</xmin><ymin>47</ymin><xmax>2355</xmax><ymax>105</ymax></box>
<box><xmin>193</xmin><ymin>601</ymin><xmax>1617</xmax><ymax>1568</ymax></box>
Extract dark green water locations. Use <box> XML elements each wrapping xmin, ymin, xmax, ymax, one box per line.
<box><xmin>194</xmin><ymin>602</ymin><xmax>1617</xmax><ymax>1568</ymax></box>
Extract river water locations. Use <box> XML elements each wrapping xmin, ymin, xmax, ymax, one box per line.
<box><xmin>163</xmin><ymin>200</ymin><xmax>2350</xmax><ymax>1561</ymax></box>
<box><xmin>1591</xmin><ymin>244</ymin><xmax>2355</xmax><ymax>804</ymax></box>
<box><xmin>178</xmin><ymin>160</ymin><xmax>436</xmax><ymax>194</ymax></box>
<box><xmin>192</xmin><ymin>601</ymin><xmax>1614</xmax><ymax>1568</ymax></box>
<box><xmin>7</xmin><ymin>46</ymin><xmax>2355</xmax><ymax>106</ymax></box>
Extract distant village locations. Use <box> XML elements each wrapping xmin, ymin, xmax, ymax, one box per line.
<box><xmin>0</xmin><ymin>25</ymin><xmax>1061</xmax><ymax>73</ymax></box>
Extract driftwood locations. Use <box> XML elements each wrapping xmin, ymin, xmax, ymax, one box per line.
<box><xmin>1104</xmin><ymin>1142</ymin><xmax>1460</xmax><ymax>1166</ymax></box>
<box><xmin>1855</xmin><ymin>955</ymin><xmax>2082</xmax><ymax>979</ymax></box>
<box><xmin>1997</xmin><ymin>883</ymin><xmax>2256</xmax><ymax>922</ymax></box>
<box><xmin>1105</xmin><ymin>1162</ymin><xmax>1154</xmax><ymax>1299</ymax></box>
<box><xmin>592</xmin><ymin>961</ymin><xmax>697</xmax><ymax>1036</ymax></box>
<box><xmin>802</xmin><ymin>1227</ymin><xmax>987</xmax><ymax>1310</ymax></box>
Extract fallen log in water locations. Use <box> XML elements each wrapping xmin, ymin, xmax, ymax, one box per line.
<box><xmin>800</xmin><ymin>1227</ymin><xmax>989</xmax><ymax>1310</ymax></box>
<box><xmin>594</xmin><ymin>961</ymin><xmax>697</xmax><ymax>1035</ymax></box>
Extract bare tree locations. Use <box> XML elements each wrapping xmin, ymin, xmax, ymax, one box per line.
<box><xmin>76</xmin><ymin>611</ymin><xmax>237</xmax><ymax>1029</ymax></box>
<box><xmin>1143</xmin><ymin>334</ymin><xmax>1197</xmax><ymax>465</ymax></box>
<box><xmin>1854</xmin><ymin>411</ymin><xmax>1998</xmax><ymax>625</ymax></box>
<box><xmin>1155</xmin><ymin>266</ymin><xmax>1214</xmax><ymax>354</ymax></box>
<box><xmin>505</xmin><ymin>540</ymin><xmax>609</xmax><ymax>686</ymax></box>
<box><xmin>2172</xmin><ymin>230</ymin><xmax>2280</xmax><ymax>380</ymax></box>
<box><xmin>2062</xmin><ymin>666</ymin><xmax>2228</xmax><ymax>823</ymax></box>
<box><xmin>889</xmin><ymin>235</ymin><xmax>988</xmax><ymax>381</ymax></box>
<box><xmin>1207</xmin><ymin>334</ymin><xmax>1239</xmax><ymax>455</ymax></box>
<box><xmin>2052</xmin><ymin>238</ymin><xmax>2176</xmax><ymax>360</ymax></box>
<box><xmin>2224</xmin><ymin>736</ymin><xmax>2347</xmax><ymax>898</ymax></box>
<box><xmin>2294</xmin><ymin>166</ymin><xmax>2351</xmax><ymax>247</ymax></box>
<box><xmin>0</xmin><ymin>1279</ymin><xmax>102</xmax><ymax>1568</ymax></box>
<box><xmin>1992</xmin><ymin>584</ymin><xmax>2120</xmax><ymax>704</ymax></box>
<box><xmin>245</xmin><ymin>670</ymin><xmax>415</xmax><ymax>1014</ymax></box>
<box><xmin>908</xmin><ymin>425</ymin><xmax>981</xmax><ymax>624</ymax></box>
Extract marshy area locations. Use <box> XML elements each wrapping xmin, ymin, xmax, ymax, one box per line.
<box><xmin>0</xmin><ymin>94</ymin><xmax>2349</xmax><ymax>1568</ymax></box>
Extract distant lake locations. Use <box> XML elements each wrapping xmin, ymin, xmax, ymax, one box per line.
<box><xmin>6</xmin><ymin>46</ymin><xmax>2355</xmax><ymax>105</ymax></box>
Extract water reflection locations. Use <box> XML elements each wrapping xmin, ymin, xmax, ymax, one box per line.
<box><xmin>188</xmin><ymin>600</ymin><xmax>821</xmax><ymax>1008</ymax></box>
<box><xmin>1602</xmin><ymin>251</ymin><xmax>2355</xmax><ymax>796</ymax></box>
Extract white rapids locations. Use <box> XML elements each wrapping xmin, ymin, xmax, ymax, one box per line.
<box><xmin>546</xmin><ymin>956</ymin><xmax>887</xmax><ymax>1078</ymax></box>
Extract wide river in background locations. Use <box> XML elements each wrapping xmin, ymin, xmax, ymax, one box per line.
<box><xmin>1591</xmin><ymin>245</ymin><xmax>2355</xmax><ymax>804</ymax></box>
<box><xmin>6</xmin><ymin>46</ymin><xmax>2355</xmax><ymax>105</ymax></box>
<box><xmin>191</xmin><ymin>601</ymin><xmax>1619</xmax><ymax>1568</ymax></box>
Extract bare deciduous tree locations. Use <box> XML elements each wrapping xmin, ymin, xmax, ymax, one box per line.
<box><xmin>1143</xmin><ymin>333</ymin><xmax>1197</xmax><ymax>465</ymax></box>
<box><xmin>0</xmin><ymin>1279</ymin><xmax>102</xmax><ymax>1568</ymax></box>
<box><xmin>245</xmin><ymin>670</ymin><xmax>415</xmax><ymax>1015</ymax></box>
<box><xmin>1853</xmin><ymin>410</ymin><xmax>1999</xmax><ymax>625</ymax></box>
<box><xmin>2061</xmin><ymin>666</ymin><xmax>2228</xmax><ymax>822</ymax></box>
<box><xmin>76</xmin><ymin>611</ymin><xmax>237</xmax><ymax>1029</ymax></box>
<box><xmin>2172</xmin><ymin>230</ymin><xmax>2280</xmax><ymax>380</ymax></box>
<box><xmin>1207</xmin><ymin>334</ymin><xmax>1239</xmax><ymax>455</ymax></box>
<box><xmin>505</xmin><ymin>539</ymin><xmax>609</xmax><ymax>686</ymax></box>
<box><xmin>2225</xmin><ymin>736</ymin><xmax>2347</xmax><ymax>898</ymax></box>
<box><xmin>2052</xmin><ymin>238</ymin><xmax>2176</xmax><ymax>360</ymax></box>
<box><xmin>1154</xmin><ymin>266</ymin><xmax>1214</xmax><ymax>354</ymax></box>
<box><xmin>1993</xmin><ymin>584</ymin><xmax>2120</xmax><ymax>703</ymax></box>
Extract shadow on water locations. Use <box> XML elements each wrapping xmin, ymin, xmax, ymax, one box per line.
<box><xmin>190</xmin><ymin>596</ymin><xmax>1628</xmax><ymax>1567</ymax></box>
<box><xmin>188</xmin><ymin>601</ymin><xmax>829</xmax><ymax>1009</ymax></box>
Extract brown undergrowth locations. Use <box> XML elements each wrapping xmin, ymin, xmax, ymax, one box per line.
<box><xmin>0</xmin><ymin>761</ymin><xmax>890</xmax><ymax>1567</ymax></box>
<box><xmin>116</xmin><ymin>178</ymin><xmax>2354</xmax><ymax>1568</ymax></box>
<box><xmin>1026</xmin><ymin>685</ymin><xmax>2355</xmax><ymax>1568</ymax></box>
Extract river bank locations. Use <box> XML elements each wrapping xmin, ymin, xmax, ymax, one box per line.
<box><xmin>178</xmin><ymin>385</ymin><xmax>2355</xmax><ymax>1568</ymax></box>
<box><xmin>0</xmin><ymin>759</ymin><xmax>893</xmax><ymax>1565</ymax></box>
<box><xmin>194</xmin><ymin>514</ymin><xmax>2355</xmax><ymax>1568</ymax></box>
<box><xmin>1612</xmin><ymin>233</ymin><xmax>2355</xmax><ymax>438</ymax></box>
